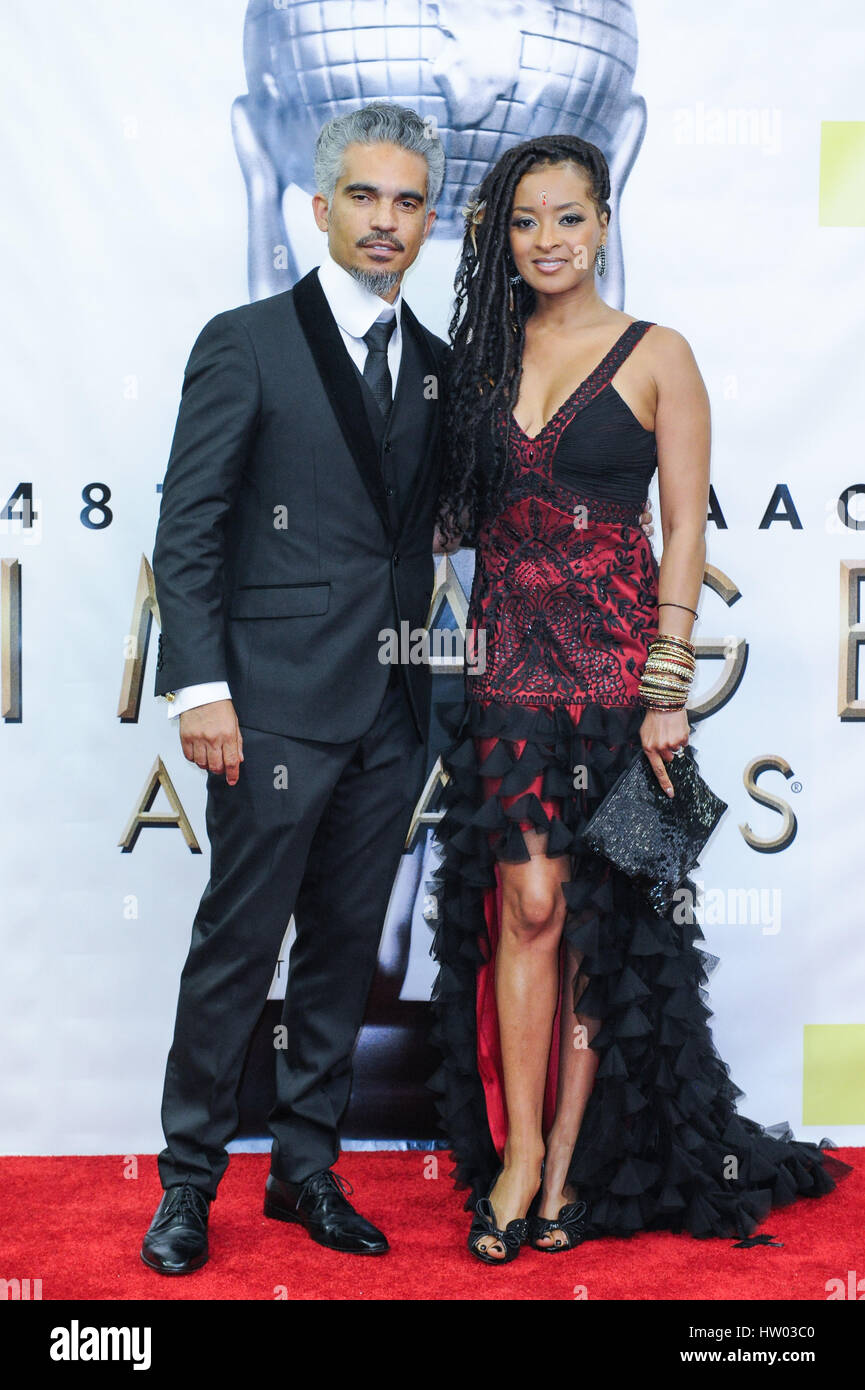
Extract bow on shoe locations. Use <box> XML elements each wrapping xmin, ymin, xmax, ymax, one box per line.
<box><xmin>468</xmin><ymin>1197</ymin><xmax>529</xmax><ymax>1265</ymax></box>
<box><xmin>530</xmin><ymin>1198</ymin><xmax>588</xmax><ymax>1252</ymax></box>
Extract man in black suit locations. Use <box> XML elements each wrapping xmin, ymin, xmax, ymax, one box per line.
<box><xmin>141</xmin><ymin>102</ymin><xmax>450</xmax><ymax>1272</ymax></box>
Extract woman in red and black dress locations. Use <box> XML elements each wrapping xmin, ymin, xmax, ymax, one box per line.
<box><xmin>431</xmin><ymin>135</ymin><xmax>849</xmax><ymax>1264</ymax></box>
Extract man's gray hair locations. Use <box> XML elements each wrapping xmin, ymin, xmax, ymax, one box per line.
<box><xmin>314</xmin><ymin>102</ymin><xmax>446</xmax><ymax>208</ymax></box>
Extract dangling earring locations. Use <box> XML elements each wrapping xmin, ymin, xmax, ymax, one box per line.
<box><xmin>507</xmin><ymin>264</ymin><xmax>521</xmax><ymax>315</ymax></box>
<box><xmin>594</xmin><ymin>243</ymin><xmax>607</xmax><ymax>278</ymax></box>
<box><xmin>505</xmin><ymin>253</ymin><xmax>522</xmax><ymax>287</ymax></box>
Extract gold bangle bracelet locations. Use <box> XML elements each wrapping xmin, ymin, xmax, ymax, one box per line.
<box><xmin>645</xmin><ymin>665</ymin><xmax>694</xmax><ymax>683</ymax></box>
<box><xmin>639</xmin><ymin>696</ymin><xmax>688</xmax><ymax>710</ymax></box>
<box><xmin>647</xmin><ymin>654</ymin><xmax>695</xmax><ymax>671</ymax></box>
<box><xmin>639</xmin><ymin>681</ymin><xmax>691</xmax><ymax>695</ymax></box>
<box><xmin>648</xmin><ymin>656</ymin><xmax>694</xmax><ymax>672</ymax></box>
<box><xmin>641</xmin><ymin>677</ymin><xmax>691</xmax><ymax>690</ymax></box>
<box><xmin>643</xmin><ymin>663</ymin><xmax>694</xmax><ymax>681</ymax></box>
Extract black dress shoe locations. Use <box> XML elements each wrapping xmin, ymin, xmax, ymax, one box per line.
<box><xmin>264</xmin><ymin>1170</ymin><xmax>388</xmax><ymax>1255</ymax></box>
<box><xmin>140</xmin><ymin>1182</ymin><xmax>211</xmax><ymax>1275</ymax></box>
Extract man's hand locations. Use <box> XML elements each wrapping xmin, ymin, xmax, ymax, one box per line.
<box><xmin>179</xmin><ymin>699</ymin><xmax>244</xmax><ymax>786</ymax></box>
<box><xmin>640</xmin><ymin>497</ymin><xmax>654</xmax><ymax>537</ymax></box>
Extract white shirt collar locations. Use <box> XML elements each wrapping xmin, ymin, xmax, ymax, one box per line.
<box><xmin>317</xmin><ymin>251</ymin><xmax>402</xmax><ymax>340</ymax></box>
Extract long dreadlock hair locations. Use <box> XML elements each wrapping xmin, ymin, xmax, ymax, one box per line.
<box><xmin>436</xmin><ymin>135</ymin><xmax>612</xmax><ymax>545</ymax></box>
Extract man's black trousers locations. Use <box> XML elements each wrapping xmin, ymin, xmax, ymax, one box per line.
<box><xmin>157</xmin><ymin>673</ymin><xmax>425</xmax><ymax>1198</ymax></box>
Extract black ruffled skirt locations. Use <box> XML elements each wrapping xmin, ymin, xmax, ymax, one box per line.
<box><xmin>427</xmin><ymin>696</ymin><xmax>852</xmax><ymax>1240</ymax></box>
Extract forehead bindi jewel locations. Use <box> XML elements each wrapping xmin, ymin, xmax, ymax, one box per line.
<box><xmin>541</xmin><ymin>192</ymin><xmax>547</xmax><ymax>205</ymax></box>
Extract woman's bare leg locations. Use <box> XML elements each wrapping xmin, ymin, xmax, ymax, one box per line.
<box><xmin>475</xmin><ymin>830</ymin><xmax>571</xmax><ymax>1259</ymax></box>
<box><xmin>534</xmin><ymin>939</ymin><xmax>601</xmax><ymax>1247</ymax></box>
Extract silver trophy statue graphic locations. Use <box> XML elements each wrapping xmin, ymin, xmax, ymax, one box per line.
<box><xmin>231</xmin><ymin>0</ymin><xmax>648</xmax><ymax>1140</ymax></box>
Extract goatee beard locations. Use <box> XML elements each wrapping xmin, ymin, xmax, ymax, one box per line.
<box><xmin>349</xmin><ymin>265</ymin><xmax>401</xmax><ymax>298</ymax></box>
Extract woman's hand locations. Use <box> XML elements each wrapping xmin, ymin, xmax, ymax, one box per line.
<box><xmin>640</xmin><ymin>707</ymin><xmax>691</xmax><ymax>797</ymax></box>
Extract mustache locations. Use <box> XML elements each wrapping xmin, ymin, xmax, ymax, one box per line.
<box><xmin>356</xmin><ymin>234</ymin><xmax>405</xmax><ymax>252</ymax></box>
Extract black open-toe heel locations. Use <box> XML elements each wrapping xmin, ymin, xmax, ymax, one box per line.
<box><xmin>530</xmin><ymin>1198</ymin><xmax>588</xmax><ymax>1252</ymax></box>
<box><xmin>468</xmin><ymin>1172</ymin><xmax>531</xmax><ymax>1266</ymax></box>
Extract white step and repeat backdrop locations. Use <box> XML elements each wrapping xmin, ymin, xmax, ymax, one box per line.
<box><xmin>1</xmin><ymin>0</ymin><xmax>863</xmax><ymax>1158</ymax></box>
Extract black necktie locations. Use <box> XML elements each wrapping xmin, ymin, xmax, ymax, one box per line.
<box><xmin>362</xmin><ymin>318</ymin><xmax>395</xmax><ymax>418</ymax></box>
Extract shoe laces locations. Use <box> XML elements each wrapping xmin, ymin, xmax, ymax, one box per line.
<box><xmin>300</xmin><ymin>1169</ymin><xmax>354</xmax><ymax>1204</ymax></box>
<box><xmin>170</xmin><ymin>1183</ymin><xmax>209</xmax><ymax>1221</ymax></box>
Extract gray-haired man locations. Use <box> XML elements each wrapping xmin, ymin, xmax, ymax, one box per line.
<box><xmin>141</xmin><ymin>103</ymin><xmax>449</xmax><ymax>1271</ymax></box>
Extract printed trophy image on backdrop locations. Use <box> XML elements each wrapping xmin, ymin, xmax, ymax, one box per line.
<box><xmin>229</xmin><ymin>0</ymin><xmax>649</xmax><ymax>1142</ymax></box>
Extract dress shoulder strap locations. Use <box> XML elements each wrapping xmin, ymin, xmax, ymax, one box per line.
<box><xmin>599</xmin><ymin>319</ymin><xmax>655</xmax><ymax>383</ymax></box>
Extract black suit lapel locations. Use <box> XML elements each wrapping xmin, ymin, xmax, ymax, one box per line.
<box><xmin>292</xmin><ymin>269</ymin><xmax>392</xmax><ymax>536</ymax></box>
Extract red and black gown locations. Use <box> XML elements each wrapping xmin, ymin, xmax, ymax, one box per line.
<box><xmin>429</xmin><ymin>319</ymin><xmax>850</xmax><ymax>1239</ymax></box>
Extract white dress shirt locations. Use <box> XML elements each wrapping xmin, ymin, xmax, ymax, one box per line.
<box><xmin>165</xmin><ymin>253</ymin><xmax>404</xmax><ymax>719</ymax></box>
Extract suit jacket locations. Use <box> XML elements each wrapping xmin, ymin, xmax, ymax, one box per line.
<box><xmin>152</xmin><ymin>269</ymin><xmax>450</xmax><ymax>743</ymax></box>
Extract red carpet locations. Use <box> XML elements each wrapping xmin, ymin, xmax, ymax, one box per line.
<box><xmin>1</xmin><ymin>1150</ymin><xmax>860</xmax><ymax>1301</ymax></box>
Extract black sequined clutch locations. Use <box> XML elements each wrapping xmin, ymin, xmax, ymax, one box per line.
<box><xmin>580</xmin><ymin>746</ymin><xmax>728</xmax><ymax>915</ymax></box>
